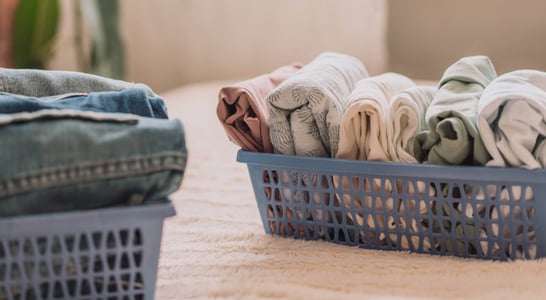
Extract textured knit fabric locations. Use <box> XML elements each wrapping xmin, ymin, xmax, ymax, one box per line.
<box><xmin>267</xmin><ymin>52</ymin><xmax>368</xmax><ymax>157</ymax></box>
<box><xmin>217</xmin><ymin>63</ymin><xmax>302</xmax><ymax>152</ymax></box>
<box><xmin>336</xmin><ymin>72</ymin><xmax>415</xmax><ymax>161</ymax></box>
<box><xmin>414</xmin><ymin>56</ymin><xmax>497</xmax><ymax>165</ymax></box>
<box><xmin>387</xmin><ymin>86</ymin><xmax>436</xmax><ymax>163</ymax></box>
<box><xmin>477</xmin><ymin>70</ymin><xmax>546</xmax><ymax>169</ymax></box>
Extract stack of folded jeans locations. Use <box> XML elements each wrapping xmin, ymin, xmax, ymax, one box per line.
<box><xmin>0</xmin><ymin>68</ymin><xmax>187</xmax><ymax>217</ymax></box>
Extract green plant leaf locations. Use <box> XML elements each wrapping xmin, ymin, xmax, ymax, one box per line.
<box><xmin>12</xmin><ymin>0</ymin><xmax>60</xmax><ymax>68</ymax></box>
<box><xmin>77</xmin><ymin>0</ymin><xmax>124</xmax><ymax>79</ymax></box>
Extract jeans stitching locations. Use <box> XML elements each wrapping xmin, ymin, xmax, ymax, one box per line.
<box><xmin>0</xmin><ymin>152</ymin><xmax>187</xmax><ymax>197</ymax></box>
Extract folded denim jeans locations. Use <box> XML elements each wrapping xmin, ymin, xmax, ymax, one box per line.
<box><xmin>0</xmin><ymin>109</ymin><xmax>187</xmax><ymax>217</ymax></box>
<box><xmin>0</xmin><ymin>88</ymin><xmax>168</xmax><ymax>119</ymax></box>
<box><xmin>0</xmin><ymin>67</ymin><xmax>157</xmax><ymax>97</ymax></box>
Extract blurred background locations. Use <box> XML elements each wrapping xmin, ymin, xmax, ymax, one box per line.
<box><xmin>1</xmin><ymin>0</ymin><xmax>546</xmax><ymax>93</ymax></box>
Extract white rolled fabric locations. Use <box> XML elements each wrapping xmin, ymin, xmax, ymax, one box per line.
<box><xmin>477</xmin><ymin>69</ymin><xmax>546</xmax><ymax>169</ymax></box>
<box><xmin>336</xmin><ymin>72</ymin><xmax>415</xmax><ymax>161</ymax></box>
<box><xmin>387</xmin><ymin>86</ymin><xmax>436</xmax><ymax>163</ymax></box>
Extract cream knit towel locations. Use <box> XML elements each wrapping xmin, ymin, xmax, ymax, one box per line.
<box><xmin>387</xmin><ymin>86</ymin><xmax>436</xmax><ymax>163</ymax></box>
<box><xmin>336</xmin><ymin>72</ymin><xmax>415</xmax><ymax>161</ymax></box>
<box><xmin>267</xmin><ymin>52</ymin><xmax>368</xmax><ymax>157</ymax></box>
<box><xmin>334</xmin><ymin>73</ymin><xmax>425</xmax><ymax>248</ymax></box>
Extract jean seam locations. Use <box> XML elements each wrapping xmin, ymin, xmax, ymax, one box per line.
<box><xmin>0</xmin><ymin>151</ymin><xmax>187</xmax><ymax>197</ymax></box>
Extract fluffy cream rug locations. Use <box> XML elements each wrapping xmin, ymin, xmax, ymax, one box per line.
<box><xmin>156</xmin><ymin>81</ymin><xmax>546</xmax><ymax>300</ymax></box>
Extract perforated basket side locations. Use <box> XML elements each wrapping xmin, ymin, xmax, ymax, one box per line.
<box><xmin>0</xmin><ymin>202</ymin><xmax>175</xmax><ymax>300</ymax></box>
<box><xmin>237</xmin><ymin>150</ymin><xmax>546</xmax><ymax>261</ymax></box>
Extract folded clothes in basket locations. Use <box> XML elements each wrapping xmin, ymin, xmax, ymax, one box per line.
<box><xmin>0</xmin><ymin>67</ymin><xmax>157</xmax><ymax>97</ymax></box>
<box><xmin>234</xmin><ymin>53</ymin><xmax>546</xmax><ymax>261</ymax></box>
<box><xmin>0</xmin><ymin>88</ymin><xmax>168</xmax><ymax>118</ymax></box>
<box><xmin>415</xmin><ymin>55</ymin><xmax>497</xmax><ymax>165</ymax></box>
<box><xmin>336</xmin><ymin>72</ymin><xmax>415</xmax><ymax>161</ymax></box>
<box><xmin>0</xmin><ymin>109</ymin><xmax>187</xmax><ymax>217</ymax></box>
<box><xmin>333</xmin><ymin>73</ymin><xmax>435</xmax><ymax>248</ymax></box>
<box><xmin>267</xmin><ymin>52</ymin><xmax>368</xmax><ymax>157</ymax></box>
<box><xmin>387</xmin><ymin>86</ymin><xmax>436</xmax><ymax>163</ymax></box>
<box><xmin>477</xmin><ymin>70</ymin><xmax>546</xmax><ymax>169</ymax></box>
<box><xmin>217</xmin><ymin>63</ymin><xmax>302</xmax><ymax>152</ymax></box>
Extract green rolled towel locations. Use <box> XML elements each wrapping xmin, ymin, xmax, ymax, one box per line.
<box><xmin>415</xmin><ymin>56</ymin><xmax>497</xmax><ymax>165</ymax></box>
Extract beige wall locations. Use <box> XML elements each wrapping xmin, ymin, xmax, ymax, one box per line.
<box><xmin>49</xmin><ymin>0</ymin><xmax>80</xmax><ymax>72</ymax></box>
<box><xmin>50</xmin><ymin>0</ymin><xmax>388</xmax><ymax>93</ymax></box>
<box><xmin>121</xmin><ymin>0</ymin><xmax>388</xmax><ymax>92</ymax></box>
<box><xmin>388</xmin><ymin>0</ymin><xmax>546</xmax><ymax>80</ymax></box>
<box><xmin>52</xmin><ymin>1</ymin><xmax>546</xmax><ymax>91</ymax></box>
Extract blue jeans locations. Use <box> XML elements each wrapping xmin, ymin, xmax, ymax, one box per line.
<box><xmin>0</xmin><ymin>88</ymin><xmax>168</xmax><ymax>119</ymax></box>
<box><xmin>0</xmin><ymin>109</ymin><xmax>187</xmax><ymax>217</ymax></box>
<box><xmin>0</xmin><ymin>67</ymin><xmax>157</xmax><ymax>97</ymax></box>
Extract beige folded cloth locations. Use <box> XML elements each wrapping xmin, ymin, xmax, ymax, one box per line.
<box><xmin>217</xmin><ymin>63</ymin><xmax>302</xmax><ymax>152</ymax></box>
<box><xmin>336</xmin><ymin>72</ymin><xmax>415</xmax><ymax>161</ymax></box>
<box><xmin>387</xmin><ymin>86</ymin><xmax>436</xmax><ymax>163</ymax></box>
<box><xmin>334</xmin><ymin>73</ymin><xmax>437</xmax><ymax>249</ymax></box>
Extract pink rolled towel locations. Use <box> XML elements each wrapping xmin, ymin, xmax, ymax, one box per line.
<box><xmin>217</xmin><ymin>63</ymin><xmax>303</xmax><ymax>152</ymax></box>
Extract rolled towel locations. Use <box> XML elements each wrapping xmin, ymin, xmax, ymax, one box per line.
<box><xmin>267</xmin><ymin>52</ymin><xmax>368</xmax><ymax>157</ymax></box>
<box><xmin>387</xmin><ymin>86</ymin><xmax>436</xmax><ymax>163</ymax></box>
<box><xmin>337</xmin><ymin>72</ymin><xmax>415</xmax><ymax>161</ymax></box>
<box><xmin>415</xmin><ymin>56</ymin><xmax>497</xmax><ymax>165</ymax></box>
<box><xmin>477</xmin><ymin>70</ymin><xmax>546</xmax><ymax>169</ymax></box>
<box><xmin>217</xmin><ymin>63</ymin><xmax>302</xmax><ymax>152</ymax></box>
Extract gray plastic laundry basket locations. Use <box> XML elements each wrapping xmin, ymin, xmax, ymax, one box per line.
<box><xmin>0</xmin><ymin>201</ymin><xmax>175</xmax><ymax>300</ymax></box>
<box><xmin>237</xmin><ymin>150</ymin><xmax>546</xmax><ymax>261</ymax></box>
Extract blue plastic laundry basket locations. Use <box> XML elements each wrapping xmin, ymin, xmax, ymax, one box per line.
<box><xmin>0</xmin><ymin>201</ymin><xmax>175</xmax><ymax>300</ymax></box>
<box><xmin>237</xmin><ymin>150</ymin><xmax>546</xmax><ymax>261</ymax></box>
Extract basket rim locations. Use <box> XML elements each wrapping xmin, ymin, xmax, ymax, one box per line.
<box><xmin>0</xmin><ymin>200</ymin><xmax>176</xmax><ymax>229</ymax></box>
<box><xmin>236</xmin><ymin>149</ymin><xmax>546</xmax><ymax>183</ymax></box>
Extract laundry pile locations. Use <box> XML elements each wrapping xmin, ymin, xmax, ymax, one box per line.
<box><xmin>217</xmin><ymin>52</ymin><xmax>545</xmax><ymax>258</ymax></box>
